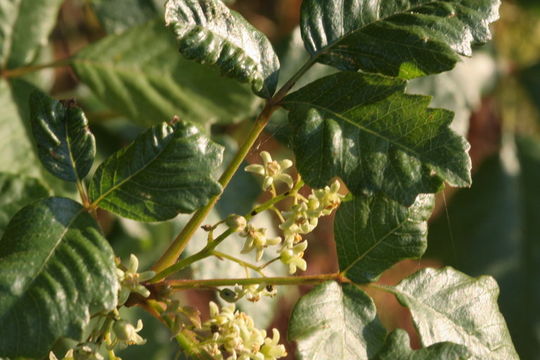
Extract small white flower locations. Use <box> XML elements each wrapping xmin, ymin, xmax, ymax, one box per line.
<box><xmin>280</xmin><ymin>202</ymin><xmax>318</xmax><ymax>236</ymax></box>
<box><xmin>280</xmin><ymin>241</ymin><xmax>308</xmax><ymax>274</ymax></box>
<box><xmin>240</xmin><ymin>225</ymin><xmax>282</xmax><ymax>261</ymax></box>
<box><xmin>117</xmin><ymin>254</ymin><xmax>155</xmax><ymax>305</ymax></box>
<box><xmin>260</xmin><ymin>329</ymin><xmax>287</xmax><ymax>359</ymax></box>
<box><xmin>245</xmin><ymin>151</ymin><xmax>294</xmax><ymax>190</ymax></box>
<box><xmin>111</xmin><ymin>319</ymin><xmax>146</xmax><ymax>349</ymax></box>
<box><xmin>310</xmin><ymin>180</ymin><xmax>345</xmax><ymax>217</ymax></box>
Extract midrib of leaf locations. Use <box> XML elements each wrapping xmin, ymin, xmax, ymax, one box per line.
<box><xmin>341</xmin><ymin>221</ymin><xmax>407</xmax><ymax>275</ymax></box>
<box><xmin>379</xmin><ymin>280</ymin><xmax>496</xmax><ymax>354</ymax></box>
<box><xmin>5</xmin><ymin>206</ymin><xmax>83</xmax><ymax>310</ymax></box>
<box><xmin>312</xmin><ymin>0</ymin><xmax>446</xmax><ymax>57</ymax></box>
<box><xmin>283</xmin><ymin>99</ymin><xmax>423</xmax><ymax>158</ymax></box>
<box><xmin>1</xmin><ymin>0</ymin><xmax>21</xmax><ymax>68</ymax></box>
<box><xmin>90</xmin><ymin>131</ymin><xmax>175</xmax><ymax>207</ymax></box>
<box><xmin>64</xmin><ymin>118</ymin><xmax>81</xmax><ymax>185</ymax></box>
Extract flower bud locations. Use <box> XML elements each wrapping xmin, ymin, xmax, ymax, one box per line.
<box><xmin>226</xmin><ymin>214</ymin><xmax>247</xmax><ymax>232</ymax></box>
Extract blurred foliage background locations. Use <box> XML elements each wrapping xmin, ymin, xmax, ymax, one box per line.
<box><xmin>4</xmin><ymin>0</ymin><xmax>540</xmax><ymax>359</ymax></box>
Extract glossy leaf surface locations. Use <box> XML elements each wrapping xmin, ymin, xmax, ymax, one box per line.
<box><xmin>289</xmin><ymin>281</ymin><xmax>386</xmax><ymax>360</ymax></box>
<box><xmin>165</xmin><ymin>0</ymin><xmax>280</xmax><ymax>98</ymax></box>
<box><xmin>389</xmin><ymin>267</ymin><xmax>518</xmax><ymax>359</ymax></box>
<box><xmin>374</xmin><ymin>329</ymin><xmax>471</xmax><ymax>360</ymax></box>
<box><xmin>0</xmin><ymin>0</ymin><xmax>63</xmax><ymax>69</ymax></box>
<box><xmin>89</xmin><ymin>120</ymin><xmax>223</xmax><ymax>222</ymax></box>
<box><xmin>0</xmin><ymin>173</ymin><xmax>49</xmax><ymax>237</ymax></box>
<box><xmin>72</xmin><ymin>20</ymin><xmax>258</xmax><ymax>127</ymax></box>
<box><xmin>335</xmin><ymin>194</ymin><xmax>434</xmax><ymax>283</ymax></box>
<box><xmin>0</xmin><ymin>197</ymin><xmax>118</xmax><ymax>358</ymax></box>
<box><xmin>30</xmin><ymin>91</ymin><xmax>96</xmax><ymax>182</ymax></box>
<box><xmin>300</xmin><ymin>0</ymin><xmax>500</xmax><ymax>79</ymax></box>
<box><xmin>283</xmin><ymin>72</ymin><xmax>471</xmax><ymax>206</ymax></box>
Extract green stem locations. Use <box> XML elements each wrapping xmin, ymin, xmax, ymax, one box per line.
<box><xmin>151</xmin><ymin>57</ymin><xmax>317</xmax><ymax>273</ymax></box>
<box><xmin>167</xmin><ymin>272</ymin><xmax>346</xmax><ymax>289</ymax></box>
<box><xmin>212</xmin><ymin>250</ymin><xmax>266</xmax><ymax>276</ymax></box>
<box><xmin>151</xmin><ymin>181</ymin><xmax>303</xmax><ymax>282</ymax></box>
<box><xmin>1</xmin><ymin>57</ymin><xmax>72</xmax><ymax>78</ymax></box>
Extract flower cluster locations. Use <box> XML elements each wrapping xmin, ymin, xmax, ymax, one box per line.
<box><xmin>279</xmin><ymin>180</ymin><xmax>344</xmax><ymax>273</ymax></box>
<box><xmin>116</xmin><ymin>254</ymin><xmax>155</xmax><ymax>305</ymax></box>
<box><xmin>200</xmin><ymin>302</ymin><xmax>287</xmax><ymax>360</ymax></box>
<box><xmin>242</xmin><ymin>153</ymin><xmax>346</xmax><ymax>274</ymax></box>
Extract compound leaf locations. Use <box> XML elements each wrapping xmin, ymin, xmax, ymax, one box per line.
<box><xmin>282</xmin><ymin>72</ymin><xmax>471</xmax><ymax>206</ymax></box>
<box><xmin>30</xmin><ymin>91</ymin><xmax>96</xmax><ymax>182</ymax></box>
<box><xmin>72</xmin><ymin>20</ymin><xmax>258</xmax><ymax>127</ymax></box>
<box><xmin>89</xmin><ymin>119</ymin><xmax>223</xmax><ymax>222</ymax></box>
<box><xmin>335</xmin><ymin>194</ymin><xmax>434</xmax><ymax>283</ymax></box>
<box><xmin>0</xmin><ymin>0</ymin><xmax>63</xmax><ymax>69</ymax></box>
<box><xmin>0</xmin><ymin>197</ymin><xmax>118</xmax><ymax>358</ymax></box>
<box><xmin>0</xmin><ymin>172</ymin><xmax>49</xmax><ymax>238</ymax></box>
<box><xmin>387</xmin><ymin>267</ymin><xmax>518</xmax><ymax>359</ymax></box>
<box><xmin>165</xmin><ymin>0</ymin><xmax>280</xmax><ymax>98</ymax></box>
<box><xmin>374</xmin><ymin>329</ymin><xmax>471</xmax><ymax>360</ymax></box>
<box><xmin>300</xmin><ymin>0</ymin><xmax>500</xmax><ymax>79</ymax></box>
<box><xmin>289</xmin><ymin>281</ymin><xmax>386</xmax><ymax>360</ymax></box>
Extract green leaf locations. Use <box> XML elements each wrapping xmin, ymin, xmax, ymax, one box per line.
<box><xmin>0</xmin><ymin>0</ymin><xmax>63</xmax><ymax>69</ymax></box>
<box><xmin>0</xmin><ymin>197</ymin><xmax>118</xmax><ymax>358</ymax></box>
<box><xmin>289</xmin><ymin>281</ymin><xmax>386</xmax><ymax>360</ymax></box>
<box><xmin>407</xmin><ymin>51</ymin><xmax>497</xmax><ymax>137</ymax></box>
<box><xmin>0</xmin><ymin>172</ymin><xmax>49</xmax><ymax>238</ymax></box>
<box><xmin>282</xmin><ymin>71</ymin><xmax>471</xmax><ymax>206</ymax></box>
<box><xmin>89</xmin><ymin>119</ymin><xmax>223</xmax><ymax>222</ymax></box>
<box><xmin>29</xmin><ymin>91</ymin><xmax>96</xmax><ymax>182</ymax></box>
<box><xmin>387</xmin><ymin>267</ymin><xmax>518</xmax><ymax>359</ymax></box>
<box><xmin>374</xmin><ymin>329</ymin><xmax>471</xmax><ymax>360</ymax></box>
<box><xmin>0</xmin><ymin>79</ymin><xmax>42</xmax><ymax>178</ymax></box>
<box><xmin>72</xmin><ymin>20</ymin><xmax>258</xmax><ymax>127</ymax></box>
<box><xmin>335</xmin><ymin>194</ymin><xmax>434</xmax><ymax>283</ymax></box>
<box><xmin>300</xmin><ymin>0</ymin><xmax>500</xmax><ymax>79</ymax></box>
<box><xmin>92</xmin><ymin>0</ymin><xmax>160</xmax><ymax>34</ymax></box>
<box><xmin>164</xmin><ymin>0</ymin><xmax>280</xmax><ymax>98</ymax></box>
<box><xmin>428</xmin><ymin>138</ymin><xmax>540</xmax><ymax>358</ymax></box>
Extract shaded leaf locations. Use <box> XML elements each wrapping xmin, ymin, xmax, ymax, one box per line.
<box><xmin>0</xmin><ymin>0</ymin><xmax>63</xmax><ymax>69</ymax></box>
<box><xmin>374</xmin><ymin>329</ymin><xmax>471</xmax><ymax>360</ymax></box>
<box><xmin>0</xmin><ymin>172</ymin><xmax>49</xmax><ymax>237</ymax></box>
<box><xmin>335</xmin><ymin>194</ymin><xmax>434</xmax><ymax>283</ymax></box>
<box><xmin>92</xmin><ymin>0</ymin><xmax>160</xmax><ymax>34</ymax></box>
<box><xmin>387</xmin><ymin>267</ymin><xmax>518</xmax><ymax>359</ymax></box>
<box><xmin>0</xmin><ymin>197</ymin><xmax>118</xmax><ymax>358</ymax></box>
<box><xmin>300</xmin><ymin>0</ymin><xmax>500</xmax><ymax>79</ymax></box>
<box><xmin>519</xmin><ymin>62</ymin><xmax>540</xmax><ymax>117</ymax></box>
<box><xmin>289</xmin><ymin>281</ymin><xmax>386</xmax><ymax>360</ymax></box>
<box><xmin>428</xmin><ymin>138</ymin><xmax>540</xmax><ymax>358</ymax></box>
<box><xmin>282</xmin><ymin>72</ymin><xmax>471</xmax><ymax>206</ymax></box>
<box><xmin>0</xmin><ymin>79</ymin><xmax>41</xmax><ymax>178</ymax></box>
<box><xmin>72</xmin><ymin>20</ymin><xmax>258</xmax><ymax>127</ymax></box>
<box><xmin>30</xmin><ymin>91</ymin><xmax>96</xmax><ymax>182</ymax></box>
<box><xmin>89</xmin><ymin>119</ymin><xmax>223</xmax><ymax>222</ymax></box>
<box><xmin>165</xmin><ymin>0</ymin><xmax>280</xmax><ymax>98</ymax></box>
